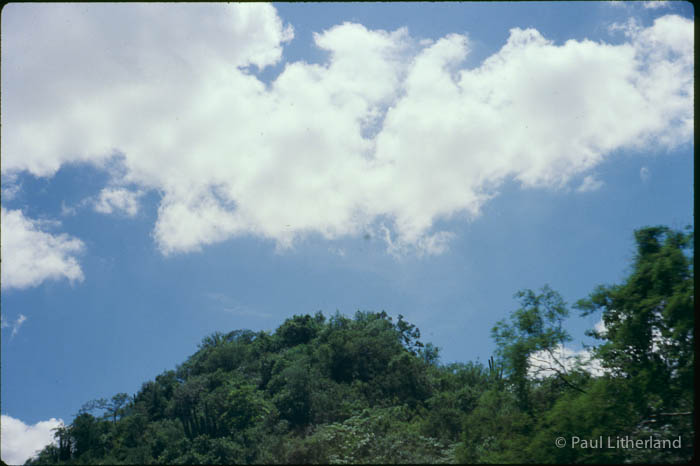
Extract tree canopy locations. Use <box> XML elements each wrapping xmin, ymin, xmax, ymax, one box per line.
<box><xmin>26</xmin><ymin>226</ymin><xmax>693</xmax><ymax>464</ymax></box>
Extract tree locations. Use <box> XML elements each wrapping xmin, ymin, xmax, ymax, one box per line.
<box><xmin>53</xmin><ymin>425</ymin><xmax>72</xmax><ymax>462</ymax></box>
<box><xmin>276</xmin><ymin>313</ymin><xmax>323</xmax><ymax>348</ymax></box>
<box><xmin>575</xmin><ymin>225</ymin><xmax>694</xmax><ymax>461</ymax></box>
<box><xmin>70</xmin><ymin>413</ymin><xmax>110</xmax><ymax>460</ymax></box>
<box><xmin>222</xmin><ymin>381</ymin><xmax>269</xmax><ymax>432</ymax></box>
<box><xmin>577</xmin><ymin>226</ymin><xmax>693</xmax><ymax>397</ymax></box>
<box><xmin>26</xmin><ymin>235</ymin><xmax>692</xmax><ymax>466</ymax></box>
<box><xmin>456</xmin><ymin>388</ymin><xmax>532</xmax><ymax>463</ymax></box>
<box><xmin>526</xmin><ymin>377</ymin><xmax>634</xmax><ymax>463</ymax></box>
<box><xmin>492</xmin><ymin>285</ymin><xmax>578</xmax><ymax>410</ymax></box>
<box><xmin>80</xmin><ymin>392</ymin><xmax>131</xmax><ymax>425</ymax></box>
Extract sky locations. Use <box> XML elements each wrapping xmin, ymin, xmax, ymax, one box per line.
<box><xmin>0</xmin><ymin>1</ymin><xmax>694</xmax><ymax>463</ymax></box>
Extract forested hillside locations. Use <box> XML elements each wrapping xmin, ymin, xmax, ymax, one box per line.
<box><xmin>26</xmin><ymin>226</ymin><xmax>694</xmax><ymax>464</ymax></box>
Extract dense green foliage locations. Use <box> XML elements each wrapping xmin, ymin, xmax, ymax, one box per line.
<box><xmin>27</xmin><ymin>226</ymin><xmax>693</xmax><ymax>464</ymax></box>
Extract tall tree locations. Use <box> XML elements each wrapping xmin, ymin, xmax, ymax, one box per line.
<box><xmin>492</xmin><ymin>285</ymin><xmax>575</xmax><ymax>410</ymax></box>
<box><xmin>576</xmin><ymin>225</ymin><xmax>694</xmax><ymax>460</ymax></box>
<box><xmin>80</xmin><ymin>393</ymin><xmax>131</xmax><ymax>424</ymax></box>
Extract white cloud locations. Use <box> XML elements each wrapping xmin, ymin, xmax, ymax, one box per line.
<box><xmin>607</xmin><ymin>1</ymin><xmax>669</xmax><ymax>10</ymax></box>
<box><xmin>60</xmin><ymin>201</ymin><xmax>78</xmax><ymax>217</ymax></box>
<box><xmin>1</xmin><ymin>208</ymin><xmax>85</xmax><ymax>290</ymax></box>
<box><xmin>1</xmin><ymin>314</ymin><xmax>27</xmax><ymax>339</ymax></box>
<box><xmin>13</xmin><ymin>314</ymin><xmax>27</xmax><ymax>337</ymax></box>
<box><xmin>379</xmin><ymin>223</ymin><xmax>456</xmax><ymax>258</ymax></box>
<box><xmin>609</xmin><ymin>17</ymin><xmax>642</xmax><ymax>37</ymax></box>
<box><xmin>528</xmin><ymin>343</ymin><xmax>606</xmax><ymax>378</ymax></box>
<box><xmin>205</xmin><ymin>292</ymin><xmax>272</xmax><ymax>319</ymax></box>
<box><xmin>0</xmin><ymin>414</ymin><xmax>63</xmax><ymax>465</ymax></box>
<box><xmin>1</xmin><ymin>5</ymin><xmax>693</xmax><ymax>257</ymax></box>
<box><xmin>594</xmin><ymin>317</ymin><xmax>608</xmax><ymax>336</ymax></box>
<box><xmin>329</xmin><ymin>246</ymin><xmax>346</xmax><ymax>257</ymax></box>
<box><xmin>577</xmin><ymin>175</ymin><xmax>604</xmax><ymax>193</ymax></box>
<box><xmin>643</xmin><ymin>1</ymin><xmax>670</xmax><ymax>9</ymax></box>
<box><xmin>1</xmin><ymin>184</ymin><xmax>21</xmax><ymax>201</ymax></box>
<box><xmin>93</xmin><ymin>188</ymin><xmax>143</xmax><ymax>216</ymax></box>
<box><xmin>1</xmin><ymin>172</ymin><xmax>21</xmax><ymax>201</ymax></box>
<box><xmin>640</xmin><ymin>166</ymin><xmax>651</xmax><ymax>182</ymax></box>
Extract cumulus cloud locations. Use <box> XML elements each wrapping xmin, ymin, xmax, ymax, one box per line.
<box><xmin>577</xmin><ymin>175</ymin><xmax>604</xmax><ymax>193</ymax></box>
<box><xmin>594</xmin><ymin>317</ymin><xmax>608</xmax><ymax>336</ymax></box>
<box><xmin>1</xmin><ymin>5</ymin><xmax>693</xmax><ymax>256</ymax></box>
<box><xmin>1</xmin><ymin>208</ymin><xmax>85</xmax><ymax>290</ymax></box>
<box><xmin>93</xmin><ymin>187</ymin><xmax>143</xmax><ymax>216</ymax></box>
<box><xmin>0</xmin><ymin>414</ymin><xmax>63</xmax><ymax>465</ymax></box>
<box><xmin>528</xmin><ymin>343</ymin><xmax>606</xmax><ymax>379</ymax></box>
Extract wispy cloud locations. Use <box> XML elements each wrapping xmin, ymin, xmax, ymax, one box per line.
<box><xmin>2</xmin><ymin>314</ymin><xmax>28</xmax><ymax>339</ymax></box>
<box><xmin>606</xmin><ymin>1</ymin><xmax>628</xmax><ymax>8</ymax></box>
<box><xmin>2</xmin><ymin>5</ymin><xmax>693</xmax><ymax>257</ymax></box>
<box><xmin>60</xmin><ymin>201</ymin><xmax>78</xmax><ymax>217</ymax></box>
<box><xmin>328</xmin><ymin>246</ymin><xmax>347</xmax><ymax>257</ymax></box>
<box><xmin>643</xmin><ymin>1</ymin><xmax>670</xmax><ymax>9</ymax></box>
<box><xmin>1</xmin><ymin>174</ymin><xmax>21</xmax><ymax>201</ymax></box>
<box><xmin>606</xmin><ymin>0</ymin><xmax>669</xmax><ymax>10</ymax></box>
<box><xmin>93</xmin><ymin>187</ymin><xmax>143</xmax><ymax>217</ymax></box>
<box><xmin>577</xmin><ymin>175</ymin><xmax>604</xmax><ymax>193</ymax></box>
<box><xmin>221</xmin><ymin>307</ymin><xmax>273</xmax><ymax>319</ymax></box>
<box><xmin>205</xmin><ymin>292</ymin><xmax>272</xmax><ymax>319</ymax></box>
<box><xmin>58</xmin><ymin>185</ymin><xmax>143</xmax><ymax>218</ymax></box>
<box><xmin>640</xmin><ymin>166</ymin><xmax>651</xmax><ymax>182</ymax></box>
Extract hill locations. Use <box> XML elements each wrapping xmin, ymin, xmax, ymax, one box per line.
<box><xmin>27</xmin><ymin>226</ymin><xmax>694</xmax><ymax>464</ymax></box>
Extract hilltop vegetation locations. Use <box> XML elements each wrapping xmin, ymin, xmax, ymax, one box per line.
<box><xmin>27</xmin><ymin>226</ymin><xmax>693</xmax><ymax>464</ymax></box>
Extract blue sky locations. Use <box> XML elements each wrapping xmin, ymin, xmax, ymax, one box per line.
<box><xmin>0</xmin><ymin>2</ymin><xmax>694</xmax><ymax>463</ymax></box>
